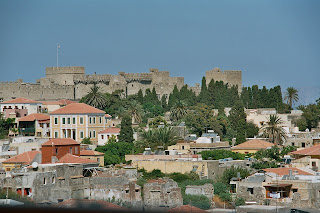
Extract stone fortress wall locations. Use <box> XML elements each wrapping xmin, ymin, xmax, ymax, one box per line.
<box><xmin>0</xmin><ymin>66</ymin><xmax>242</xmax><ymax>102</ymax></box>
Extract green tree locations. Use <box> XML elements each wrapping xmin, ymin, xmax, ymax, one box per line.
<box><xmin>0</xmin><ymin>115</ymin><xmax>15</xmax><ymax>139</ymax></box>
<box><xmin>119</xmin><ymin>115</ymin><xmax>134</xmax><ymax>143</ymax></box>
<box><xmin>228</xmin><ymin>100</ymin><xmax>247</xmax><ymax>144</ymax></box>
<box><xmin>137</xmin><ymin>89</ymin><xmax>144</xmax><ymax>104</ymax></box>
<box><xmin>81</xmin><ymin>84</ymin><xmax>107</xmax><ymax>110</ymax></box>
<box><xmin>200</xmin><ymin>150</ymin><xmax>246</xmax><ymax>160</ymax></box>
<box><xmin>170</xmin><ymin>100</ymin><xmax>188</xmax><ymax>122</ymax></box>
<box><xmin>261</xmin><ymin>115</ymin><xmax>287</xmax><ymax>145</ymax></box>
<box><xmin>217</xmin><ymin>166</ymin><xmax>250</xmax><ymax>186</ymax></box>
<box><xmin>198</xmin><ymin>77</ymin><xmax>209</xmax><ymax>104</ymax></box>
<box><xmin>81</xmin><ymin>137</ymin><xmax>92</xmax><ymax>144</ymax></box>
<box><xmin>284</xmin><ymin>87</ymin><xmax>299</xmax><ymax>109</ymax></box>
<box><xmin>95</xmin><ymin>142</ymin><xmax>134</xmax><ymax>165</ymax></box>
<box><xmin>141</xmin><ymin>127</ymin><xmax>180</xmax><ymax>149</ymax></box>
<box><xmin>126</xmin><ymin>100</ymin><xmax>144</xmax><ymax>124</ymax></box>
<box><xmin>183</xmin><ymin>194</ymin><xmax>211</xmax><ymax>210</ymax></box>
<box><xmin>148</xmin><ymin>116</ymin><xmax>167</xmax><ymax>128</ymax></box>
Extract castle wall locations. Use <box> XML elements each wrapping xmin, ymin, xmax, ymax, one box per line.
<box><xmin>205</xmin><ymin>68</ymin><xmax>242</xmax><ymax>93</ymax></box>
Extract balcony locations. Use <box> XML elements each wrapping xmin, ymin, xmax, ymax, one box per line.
<box><xmin>19</xmin><ymin>128</ymin><xmax>35</xmax><ymax>134</ymax></box>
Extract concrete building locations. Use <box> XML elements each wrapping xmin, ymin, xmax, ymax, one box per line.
<box><xmin>0</xmin><ymin>98</ymin><xmax>42</xmax><ymax>119</ymax></box>
<box><xmin>231</xmin><ymin>139</ymin><xmax>275</xmax><ymax>154</ymax></box>
<box><xmin>143</xmin><ymin>178</ymin><xmax>183</xmax><ymax>211</ymax></box>
<box><xmin>41</xmin><ymin>138</ymin><xmax>80</xmax><ymax>164</ymax></box>
<box><xmin>18</xmin><ymin>113</ymin><xmax>50</xmax><ymax>137</ymax></box>
<box><xmin>80</xmin><ymin>150</ymin><xmax>104</xmax><ymax>167</ymax></box>
<box><xmin>185</xmin><ymin>183</ymin><xmax>214</xmax><ymax>199</ymax></box>
<box><xmin>290</xmin><ymin>144</ymin><xmax>320</xmax><ymax>172</ymax></box>
<box><xmin>50</xmin><ymin>103</ymin><xmax>106</xmax><ymax>143</ymax></box>
<box><xmin>97</xmin><ymin>127</ymin><xmax>120</xmax><ymax>145</ymax></box>
<box><xmin>167</xmin><ymin>141</ymin><xmax>230</xmax><ymax>155</ymax></box>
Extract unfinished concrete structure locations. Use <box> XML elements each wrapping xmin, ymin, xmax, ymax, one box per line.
<box><xmin>0</xmin><ymin>66</ymin><xmax>242</xmax><ymax>101</ymax></box>
<box><xmin>143</xmin><ymin>178</ymin><xmax>183</xmax><ymax>211</ymax></box>
<box><xmin>185</xmin><ymin>183</ymin><xmax>214</xmax><ymax>199</ymax></box>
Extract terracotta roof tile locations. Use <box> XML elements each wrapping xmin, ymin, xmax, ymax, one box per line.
<box><xmin>105</xmin><ymin>114</ymin><xmax>112</xmax><ymax>118</ymax></box>
<box><xmin>58</xmin><ymin>99</ymin><xmax>76</xmax><ymax>105</ymax></box>
<box><xmin>58</xmin><ymin>153</ymin><xmax>97</xmax><ymax>164</ymax></box>
<box><xmin>53</xmin><ymin>199</ymin><xmax>128</xmax><ymax>210</ymax></box>
<box><xmin>231</xmin><ymin>139</ymin><xmax>274</xmax><ymax>150</ymax></box>
<box><xmin>291</xmin><ymin>144</ymin><xmax>320</xmax><ymax>156</ymax></box>
<box><xmin>98</xmin><ymin>128</ymin><xmax>120</xmax><ymax>134</ymax></box>
<box><xmin>2</xmin><ymin>151</ymin><xmax>40</xmax><ymax>164</ymax></box>
<box><xmin>167</xmin><ymin>205</ymin><xmax>207</xmax><ymax>213</ymax></box>
<box><xmin>263</xmin><ymin>168</ymin><xmax>313</xmax><ymax>176</ymax></box>
<box><xmin>50</xmin><ymin>103</ymin><xmax>105</xmax><ymax>115</ymax></box>
<box><xmin>2</xmin><ymin>97</ymin><xmax>39</xmax><ymax>104</ymax></box>
<box><xmin>80</xmin><ymin>150</ymin><xmax>104</xmax><ymax>156</ymax></box>
<box><xmin>41</xmin><ymin>101</ymin><xmax>64</xmax><ymax>105</ymax></box>
<box><xmin>42</xmin><ymin>138</ymin><xmax>79</xmax><ymax>146</ymax></box>
<box><xmin>18</xmin><ymin>113</ymin><xmax>50</xmax><ymax>122</ymax></box>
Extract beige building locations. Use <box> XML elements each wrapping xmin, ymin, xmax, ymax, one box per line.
<box><xmin>231</xmin><ymin>139</ymin><xmax>275</xmax><ymax>154</ymax></box>
<box><xmin>168</xmin><ymin>141</ymin><xmax>230</xmax><ymax>154</ymax></box>
<box><xmin>80</xmin><ymin>150</ymin><xmax>104</xmax><ymax>167</ymax></box>
<box><xmin>50</xmin><ymin>103</ymin><xmax>106</xmax><ymax>143</ymax></box>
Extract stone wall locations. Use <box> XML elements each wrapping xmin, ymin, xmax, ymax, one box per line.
<box><xmin>185</xmin><ymin>183</ymin><xmax>214</xmax><ymax>199</ymax></box>
<box><xmin>205</xmin><ymin>68</ymin><xmax>242</xmax><ymax>93</ymax></box>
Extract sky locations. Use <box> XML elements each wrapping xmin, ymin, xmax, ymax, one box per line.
<box><xmin>1</xmin><ymin>0</ymin><xmax>320</xmax><ymax>93</ymax></box>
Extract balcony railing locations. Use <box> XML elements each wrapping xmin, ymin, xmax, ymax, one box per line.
<box><xmin>19</xmin><ymin>128</ymin><xmax>35</xmax><ymax>134</ymax></box>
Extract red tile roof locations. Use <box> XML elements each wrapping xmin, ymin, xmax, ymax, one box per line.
<box><xmin>42</xmin><ymin>138</ymin><xmax>80</xmax><ymax>146</ymax></box>
<box><xmin>263</xmin><ymin>168</ymin><xmax>313</xmax><ymax>176</ymax></box>
<box><xmin>231</xmin><ymin>139</ymin><xmax>275</xmax><ymax>150</ymax></box>
<box><xmin>57</xmin><ymin>153</ymin><xmax>97</xmax><ymax>164</ymax></box>
<box><xmin>105</xmin><ymin>114</ymin><xmax>112</xmax><ymax>118</ymax></box>
<box><xmin>3</xmin><ymin>151</ymin><xmax>40</xmax><ymax>164</ymax></box>
<box><xmin>50</xmin><ymin>103</ymin><xmax>105</xmax><ymax>115</ymax></box>
<box><xmin>53</xmin><ymin>199</ymin><xmax>128</xmax><ymax>210</ymax></box>
<box><xmin>167</xmin><ymin>205</ymin><xmax>207</xmax><ymax>213</ymax></box>
<box><xmin>98</xmin><ymin>128</ymin><xmax>120</xmax><ymax>134</ymax></box>
<box><xmin>2</xmin><ymin>97</ymin><xmax>39</xmax><ymax>104</ymax></box>
<box><xmin>18</xmin><ymin>113</ymin><xmax>50</xmax><ymax>122</ymax></box>
<box><xmin>291</xmin><ymin>144</ymin><xmax>320</xmax><ymax>156</ymax></box>
<box><xmin>58</xmin><ymin>99</ymin><xmax>76</xmax><ymax>105</ymax></box>
<box><xmin>41</xmin><ymin>101</ymin><xmax>64</xmax><ymax>105</ymax></box>
<box><xmin>80</xmin><ymin>150</ymin><xmax>104</xmax><ymax>156</ymax></box>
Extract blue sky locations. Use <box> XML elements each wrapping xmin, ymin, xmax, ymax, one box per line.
<box><xmin>1</xmin><ymin>0</ymin><xmax>319</xmax><ymax>91</ymax></box>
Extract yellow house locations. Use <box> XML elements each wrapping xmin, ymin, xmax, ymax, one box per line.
<box><xmin>168</xmin><ymin>141</ymin><xmax>230</xmax><ymax>154</ymax></box>
<box><xmin>80</xmin><ymin>150</ymin><xmax>105</xmax><ymax>167</ymax></box>
<box><xmin>2</xmin><ymin>150</ymin><xmax>40</xmax><ymax>171</ymax></box>
<box><xmin>50</xmin><ymin>103</ymin><xmax>106</xmax><ymax>143</ymax></box>
<box><xmin>231</xmin><ymin>139</ymin><xmax>275</xmax><ymax>154</ymax></box>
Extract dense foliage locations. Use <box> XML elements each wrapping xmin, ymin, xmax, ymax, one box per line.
<box><xmin>199</xmin><ymin>150</ymin><xmax>246</xmax><ymax>160</ymax></box>
<box><xmin>95</xmin><ymin>142</ymin><xmax>134</xmax><ymax>165</ymax></box>
<box><xmin>0</xmin><ymin>115</ymin><xmax>15</xmax><ymax>139</ymax></box>
<box><xmin>119</xmin><ymin>115</ymin><xmax>134</xmax><ymax>143</ymax></box>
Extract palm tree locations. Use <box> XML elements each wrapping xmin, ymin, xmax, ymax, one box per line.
<box><xmin>127</xmin><ymin>100</ymin><xmax>144</xmax><ymax>124</ymax></box>
<box><xmin>284</xmin><ymin>87</ymin><xmax>299</xmax><ymax>109</ymax></box>
<box><xmin>141</xmin><ymin>127</ymin><xmax>180</xmax><ymax>149</ymax></box>
<box><xmin>84</xmin><ymin>84</ymin><xmax>107</xmax><ymax>109</ymax></box>
<box><xmin>170</xmin><ymin>100</ymin><xmax>187</xmax><ymax>122</ymax></box>
<box><xmin>261</xmin><ymin>115</ymin><xmax>287</xmax><ymax>145</ymax></box>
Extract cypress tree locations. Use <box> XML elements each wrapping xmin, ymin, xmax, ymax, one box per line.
<box><xmin>198</xmin><ymin>77</ymin><xmax>209</xmax><ymax>104</ymax></box>
<box><xmin>137</xmin><ymin>89</ymin><xmax>144</xmax><ymax>104</ymax></box>
<box><xmin>119</xmin><ymin>115</ymin><xmax>134</xmax><ymax>143</ymax></box>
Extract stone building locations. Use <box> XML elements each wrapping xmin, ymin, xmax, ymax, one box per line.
<box><xmin>185</xmin><ymin>183</ymin><xmax>214</xmax><ymax>199</ymax></box>
<box><xmin>143</xmin><ymin>178</ymin><xmax>183</xmax><ymax>211</ymax></box>
<box><xmin>0</xmin><ymin>66</ymin><xmax>242</xmax><ymax>102</ymax></box>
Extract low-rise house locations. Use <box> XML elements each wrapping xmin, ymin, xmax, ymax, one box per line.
<box><xmin>168</xmin><ymin>141</ymin><xmax>230</xmax><ymax>155</ymax></box>
<box><xmin>185</xmin><ymin>183</ymin><xmax>214</xmax><ymax>199</ymax></box>
<box><xmin>41</xmin><ymin>99</ymin><xmax>75</xmax><ymax>113</ymax></box>
<box><xmin>18</xmin><ymin>113</ymin><xmax>50</xmax><ymax>137</ymax></box>
<box><xmin>97</xmin><ymin>128</ymin><xmax>120</xmax><ymax>145</ymax></box>
<box><xmin>50</xmin><ymin>103</ymin><xmax>107</xmax><ymax>143</ymax></box>
<box><xmin>0</xmin><ymin>98</ymin><xmax>42</xmax><ymax>119</ymax></box>
<box><xmin>2</xmin><ymin>150</ymin><xmax>41</xmax><ymax>171</ymax></box>
<box><xmin>41</xmin><ymin>138</ymin><xmax>80</xmax><ymax>164</ymax></box>
<box><xmin>291</xmin><ymin>144</ymin><xmax>320</xmax><ymax>172</ymax></box>
<box><xmin>80</xmin><ymin>150</ymin><xmax>104</xmax><ymax>167</ymax></box>
<box><xmin>231</xmin><ymin>139</ymin><xmax>275</xmax><ymax>154</ymax></box>
<box><xmin>143</xmin><ymin>178</ymin><xmax>183</xmax><ymax>211</ymax></box>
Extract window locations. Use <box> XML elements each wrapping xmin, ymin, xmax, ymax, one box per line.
<box><xmin>89</xmin><ymin>131</ymin><xmax>92</xmax><ymax>138</ymax></box>
<box><xmin>70</xmin><ymin>147</ymin><xmax>72</xmax><ymax>154</ymax></box>
<box><xmin>44</xmin><ymin>178</ymin><xmax>47</xmax><ymax>185</ymax></box>
<box><xmin>72</xmin><ymin>117</ymin><xmax>76</xmax><ymax>124</ymax></box>
<box><xmin>80</xmin><ymin>131</ymin><xmax>84</xmax><ymax>139</ymax></box>
<box><xmin>101</xmin><ymin>135</ymin><xmax>104</xmax><ymax>139</ymax></box>
<box><xmin>312</xmin><ymin>162</ymin><xmax>317</xmax><ymax>167</ymax></box>
<box><xmin>75</xmin><ymin>147</ymin><xmax>78</xmax><ymax>154</ymax></box>
<box><xmin>54</xmin><ymin>131</ymin><xmax>58</xmax><ymax>138</ymax></box>
<box><xmin>292</xmin><ymin>188</ymin><xmax>298</xmax><ymax>193</ymax></box>
<box><xmin>99</xmin><ymin>116</ymin><xmax>102</xmax><ymax>124</ymax></box>
<box><xmin>80</xmin><ymin>117</ymin><xmax>84</xmax><ymax>125</ymax></box>
<box><xmin>93</xmin><ymin>131</ymin><xmax>96</xmax><ymax>138</ymax></box>
<box><xmin>62</xmin><ymin>118</ymin><xmax>66</xmax><ymax>124</ymax></box>
<box><xmin>67</xmin><ymin>118</ymin><xmax>71</xmax><ymax>124</ymax></box>
<box><xmin>292</xmin><ymin>143</ymin><xmax>295</xmax><ymax>146</ymax></box>
<box><xmin>52</xmin><ymin>177</ymin><xmax>55</xmax><ymax>184</ymax></box>
<box><xmin>302</xmin><ymin>142</ymin><xmax>306</xmax><ymax>148</ymax></box>
<box><xmin>55</xmin><ymin>148</ymin><xmax>58</xmax><ymax>155</ymax></box>
<box><xmin>182</xmin><ymin>146</ymin><xmax>184</xmax><ymax>150</ymax></box>
<box><xmin>89</xmin><ymin>117</ymin><xmax>92</xmax><ymax>124</ymax></box>
<box><xmin>93</xmin><ymin>117</ymin><xmax>96</xmax><ymax>124</ymax></box>
<box><xmin>247</xmin><ymin>188</ymin><xmax>253</xmax><ymax>194</ymax></box>
<box><xmin>54</xmin><ymin>118</ymin><xmax>58</xmax><ymax>125</ymax></box>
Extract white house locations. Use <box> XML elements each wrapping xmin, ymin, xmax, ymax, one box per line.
<box><xmin>0</xmin><ymin>97</ymin><xmax>42</xmax><ymax>119</ymax></box>
<box><xmin>98</xmin><ymin>128</ymin><xmax>120</xmax><ymax>145</ymax></box>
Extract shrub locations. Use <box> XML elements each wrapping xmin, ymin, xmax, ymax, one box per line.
<box><xmin>183</xmin><ymin>194</ymin><xmax>211</xmax><ymax>210</ymax></box>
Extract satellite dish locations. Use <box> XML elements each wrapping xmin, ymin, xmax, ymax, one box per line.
<box><xmin>32</xmin><ymin>162</ymin><xmax>38</xmax><ymax>168</ymax></box>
